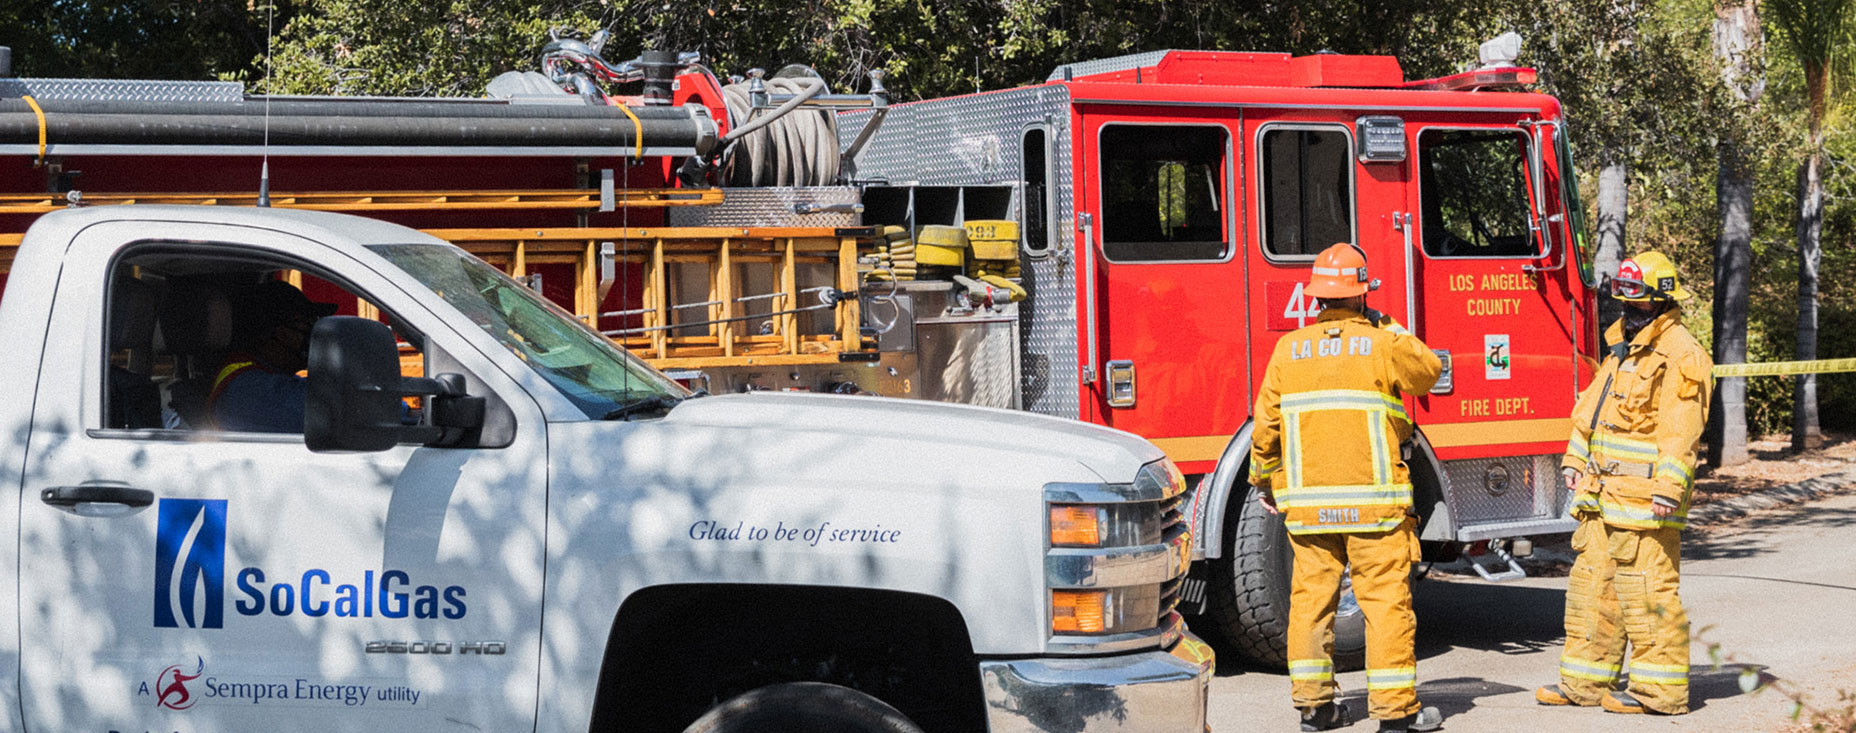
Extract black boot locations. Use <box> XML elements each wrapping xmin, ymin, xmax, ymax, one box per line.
<box><xmin>1377</xmin><ymin>706</ymin><xmax>1442</xmax><ymax>732</ymax></box>
<box><xmin>1299</xmin><ymin>701</ymin><xmax>1347</xmax><ymax>731</ymax></box>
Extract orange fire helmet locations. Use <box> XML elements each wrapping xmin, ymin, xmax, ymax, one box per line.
<box><xmin>1305</xmin><ymin>242</ymin><xmax>1373</xmax><ymax>298</ymax></box>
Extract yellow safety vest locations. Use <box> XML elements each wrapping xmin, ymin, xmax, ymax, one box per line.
<box><xmin>204</xmin><ymin>360</ymin><xmax>259</xmax><ymax>430</ymax></box>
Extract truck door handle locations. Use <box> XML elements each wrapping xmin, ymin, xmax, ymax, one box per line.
<box><xmin>41</xmin><ymin>483</ymin><xmax>155</xmax><ymax>512</ymax></box>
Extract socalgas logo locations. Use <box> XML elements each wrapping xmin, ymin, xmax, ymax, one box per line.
<box><xmin>153</xmin><ymin>498</ymin><xmax>468</xmax><ymax>629</ymax></box>
<box><xmin>155</xmin><ymin>500</ymin><xmax>227</xmax><ymax>629</ymax></box>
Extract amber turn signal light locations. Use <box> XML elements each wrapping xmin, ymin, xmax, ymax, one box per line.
<box><xmin>1051</xmin><ymin>590</ymin><xmax>1108</xmax><ymax>633</ymax></box>
<box><xmin>1049</xmin><ymin>505</ymin><xmax>1103</xmax><ymax>546</ymax></box>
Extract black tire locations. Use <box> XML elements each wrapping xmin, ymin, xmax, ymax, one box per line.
<box><xmin>682</xmin><ymin>682</ymin><xmax>925</xmax><ymax>733</ymax></box>
<box><xmin>1199</xmin><ymin>483</ymin><xmax>1366</xmax><ymax>671</ymax></box>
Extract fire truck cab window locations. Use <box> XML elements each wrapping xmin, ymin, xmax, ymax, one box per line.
<box><xmin>1261</xmin><ymin>127</ymin><xmax>1353</xmax><ymax>258</ymax></box>
<box><xmin>1419</xmin><ymin>129</ymin><xmax>1537</xmax><ymax>257</ymax></box>
<box><xmin>1098</xmin><ymin>125</ymin><xmax>1228</xmax><ymax>262</ymax></box>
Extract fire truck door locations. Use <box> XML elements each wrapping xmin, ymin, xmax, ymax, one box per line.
<box><xmin>1242</xmin><ymin>119</ymin><xmax>1413</xmax><ymax>403</ymax></box>
<box><xmin>1406</xmin><ymin>121</ymin><xmax>1577</xmax><ymax>456</ymax></box>
<box><xmin>1079</xmin><ymin>110</ymin><xmax>1246</xmax><ymax>471</ymax></box>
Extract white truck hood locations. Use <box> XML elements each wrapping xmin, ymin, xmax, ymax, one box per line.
<box><xmin>660</xmin><ymin>391</ymin><xmax>1160</xmax><ymax>481</ymax></box>
<box><xmin>541</xmin><ymin>392</ymin><xmax>1166</xmax><ymax>655</ymax></box>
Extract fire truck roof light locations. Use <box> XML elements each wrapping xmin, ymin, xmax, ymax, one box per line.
<box><xmin>1479</xmin><ymin>32</ymin><xmax>1524</xmax><ymax>69</ymax></box>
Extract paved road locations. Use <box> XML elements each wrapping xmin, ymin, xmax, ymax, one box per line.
<box><xmin>1205</xmin><ymin>490</ymin><xmax>1856</xmax><ymax>732</ymax></box>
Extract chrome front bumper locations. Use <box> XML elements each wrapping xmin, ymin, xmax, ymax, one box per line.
<box><xmin>977</xmin><ymin>633</ymin><xmax>1214</xmax><ymax>732</ymax></box>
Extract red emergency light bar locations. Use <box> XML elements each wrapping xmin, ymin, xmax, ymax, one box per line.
<box><xmin>1059</xmin><ymin>50</ymin><xmax>1407</xmax><ymax>88</ymax></box>
<box><xmin>1403</xmin><ymin>67</ymin><xmax>1539</xmax><ymax>91</ymax></box>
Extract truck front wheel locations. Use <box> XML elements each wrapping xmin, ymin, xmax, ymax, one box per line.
<box><xmin>1200</xmin><ymin>484</ymin><xmax>1366</xmax><ymax>671</ymax></box>
<box><xmin>682</xmin><ymin>682</ymin><xmax>925</xmax><ymax>733</ymax></box>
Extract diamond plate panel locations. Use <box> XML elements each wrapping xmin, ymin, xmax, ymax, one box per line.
<box><xmin>842</xmin><ymin>86</ymin><xmax>1078</xmax><ymax>419</ymax></box>
<box><xmin>1441</xmin><ymin>454</ymin><xmax>1561</xmax><ymax>528</ymax></box>
<box><xmin>666</xmin><ymin>186</ymin><xmax>862</xmax><ymax>227</ymax></box>
<box><xmin>1045</xmin><ymin>50</ymin><xmax>1173</xmax><ymax>82</ymax></box>
<box><xmin>0</xmin><ymin>78</ymin><xmax>245</xmax><ymax>103</ymax></box>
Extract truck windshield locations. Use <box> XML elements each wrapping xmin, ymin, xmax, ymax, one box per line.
<box><xmin>370</xmin><ymin>243</ymin><xmax>686</xmax><ymax>419</ymax></box>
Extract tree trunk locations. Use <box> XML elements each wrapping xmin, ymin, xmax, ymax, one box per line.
<box><xmin>1793</xmin><ymin>62</ymin><xmax>1827</xmax><ymax>452</ymax></box>
<box><xmin>1712</xmin><ymin>143</ymin><xmax>1754</xmax><ymax>467</ymax></box>
<box><xmin>1707</xmin><ymin>0</ymin><xmax>1762</xmax><ymax>468</ymax></box>
<box><xmin>1594</xmin><ymin>148</ymin><xmax>1628</xmax><ymax>341</ymax></box>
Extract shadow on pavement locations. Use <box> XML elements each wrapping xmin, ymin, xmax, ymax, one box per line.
<box><xmin>1335</xmin><ymin>677</ymin><xmax>1528</xmax><ymax>721</ymax></box>
<box><xmin>1689</xmin><ymin>663</ymin><xmax>1769</xmax><ymax>711</ymax></box>
<box><xmin>1686</xmin><ymin>504</ymin><xmax>1856</xmax><ymax>562</ymax></box>
<box><xmin>1413</xmin><ymin>578</ymin><xmax>1565</xmax><ymax>662</ymax></box>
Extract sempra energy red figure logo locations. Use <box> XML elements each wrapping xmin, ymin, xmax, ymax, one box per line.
<box><xmin>156</xmin><ymin>657</ymin><xmax>204</xmax><ymax>710</ymax></box>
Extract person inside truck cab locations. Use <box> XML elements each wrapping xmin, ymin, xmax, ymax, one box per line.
<box><xmin>206</xmin><ymin>280</ymin><xmax>337</xmax><ymax>432</ymax></box>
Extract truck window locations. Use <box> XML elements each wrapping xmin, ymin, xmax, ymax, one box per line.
<box><xmin>1098</xmin><ymin>124</ymin><xmax>1228</xmax><ymax>262</ymax></box>
<box><xmin>1418</xmin><ymin>128</ymin><xmax>1537</xmax><ymax>258</ymax></box>
<box><xmin>372</xmin><ymin>243</ymin><xmax>684</xmax><ymax>419</ymax></box>
<box><xmin>103</xmin><ymin>248</ymin><xmax>422</xmax><ymax>434</ymax></box>
<box><xmin>1260</xmin><ymin>126</ymin><xmax>1354</xmax><ymax>258</ymax></box>
<box><xmin>1023</xmin><ymin>126</ymin><xmax>1053</xmax><ymax>256</ymax></box>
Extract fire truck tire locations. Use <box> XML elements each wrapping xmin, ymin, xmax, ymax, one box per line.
<box><xmin>1202</xmin><ymin>484</ymin><xmax>1367</xmax><ymax>671</ymax></box>
<box><xmin>682</xmin><ymin>682</ymin><xmax>924</xmax><ymax>733</ymax></box>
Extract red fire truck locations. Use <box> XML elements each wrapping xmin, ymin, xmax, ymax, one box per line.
<box><xmin>0</xmin><ymin>38</ymin><xmax>1597</xmax><ymax>669</ymax></box>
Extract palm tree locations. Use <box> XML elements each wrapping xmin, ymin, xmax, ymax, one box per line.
<box><xmin>1767</xmin><ymin>0</ymin><xmax>1850</xmax><ymax>452</ymax></box>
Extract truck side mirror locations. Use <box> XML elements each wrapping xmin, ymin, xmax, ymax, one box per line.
<box><xmin>306</xmin><ymin>316</ymin><xmax>484</xmax><ymax>452</ymax></box>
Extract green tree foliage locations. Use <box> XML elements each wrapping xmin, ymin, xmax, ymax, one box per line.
<box><xmin>0</xmin><ymin>0</ymin><xmax>286</xmax><ymax>81</ymax></box>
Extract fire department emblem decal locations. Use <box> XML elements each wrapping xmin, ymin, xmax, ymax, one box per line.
<box><xmin>1484</xmin><ymin>334</ymin><xmax>1511</xmax><ymax>381</ymax></box>
<box><xmin>1619</xmin><ymin>259</ymin><xmax>1643</xmax><ymax>282</ymax></box>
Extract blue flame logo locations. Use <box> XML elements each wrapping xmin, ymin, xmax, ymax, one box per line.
<box><xmin>154</xmin><ymin>499</ymin><xmax>226</xmax><ymax>629</ymax></box>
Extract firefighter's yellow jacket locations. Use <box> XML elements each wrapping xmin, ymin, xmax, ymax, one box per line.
<box><xmin>1251</xmin><ymin>308</ymin><xmax>1442</xmax><ymax>534</ymax></box>
<box><xmin>1563</xmin><ymin>309</ymin><xmax>1712</xmax><ymax>530</ymax></box>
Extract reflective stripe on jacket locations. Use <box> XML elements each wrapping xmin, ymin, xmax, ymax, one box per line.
<box><xmin>1252</xmin><ymin>308</ymin><xmax>1443</xmax><ymax>535</ymax></box>
<box><xmin>1562</xmin><ymin>309</ymin><xmax>1712</xmax><ymax>530</ymax></box>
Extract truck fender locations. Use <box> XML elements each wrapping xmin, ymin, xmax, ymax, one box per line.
<box><xmin>1187</xmin><ymin>422</ymin><xmax>1454</xmax><ymax>558</ymax></box>
<box><xmin>1187</xmin><ymin>421</ymin><xmax>1252</xmax><ymax>561</ymax></box>
<box><xmin>1407</xmin><ymin>429</ymin><xmax>1453</xmax><ymax>542</ymax></box>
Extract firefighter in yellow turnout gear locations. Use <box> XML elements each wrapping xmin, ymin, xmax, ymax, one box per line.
<box><xmin>1252</xmin><ymin>244</ymin><xmax>1444</xmax><ymax>733</ymax></box>
<box><xmin>1537</xmin><ymin>251</ymin><xmax>1711</xmax><ymax>715</ymax></box>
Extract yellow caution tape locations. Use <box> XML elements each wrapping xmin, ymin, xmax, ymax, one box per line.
<box><xmin>1712</xmin><ymin>358</ymin><xmax>1856</xmax><ymax>378</ymax></box>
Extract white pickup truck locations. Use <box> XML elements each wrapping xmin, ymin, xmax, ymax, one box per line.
<box><xmin>0</xmin><ymin>206</ymin><xmax>1211</xmax><ymax>731</ymax></box>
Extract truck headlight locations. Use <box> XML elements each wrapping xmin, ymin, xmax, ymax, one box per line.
<box><xmin>1042</xmin><ymin>458</ymin><xmax>1193</xmax><ymax>651</ymax></box>
<box><xmin>1049</xmin><ymin>460</ymin><xmax>1186</xmax><ymax>548</ymax></box>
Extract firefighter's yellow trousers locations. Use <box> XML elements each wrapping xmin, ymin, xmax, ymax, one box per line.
<box><xmin>1558</xmin><ymin>515</ymin><xmax>1690</xmax><ymax>714</ymax></box>
<box><xmin>1287</xmin><ymin>518</ymin><xmax>1421</xmax><ymax>720</ymax></box>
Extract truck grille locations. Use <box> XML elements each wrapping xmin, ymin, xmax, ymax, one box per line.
<box><xmin>1157</xmin><ymin>493</ymin><xmax>1189</xmax><ymax>625</ymax></box>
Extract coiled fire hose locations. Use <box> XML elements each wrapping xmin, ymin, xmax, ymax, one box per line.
<box><xmin>718</xmin><ymin>76</ymin><xmax>840</xmax><ymax>187</ymax></box>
